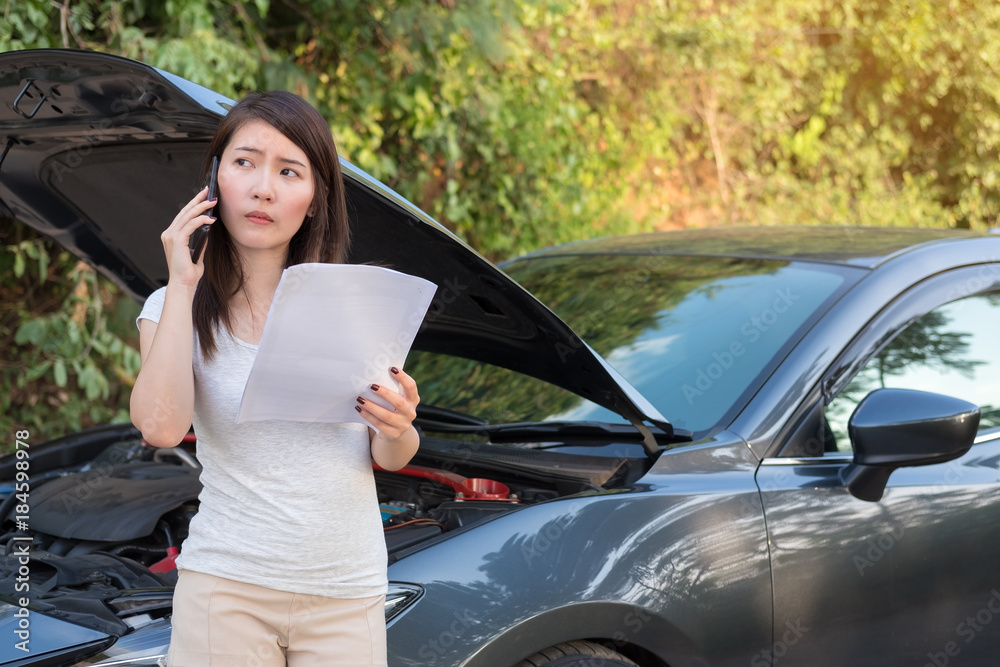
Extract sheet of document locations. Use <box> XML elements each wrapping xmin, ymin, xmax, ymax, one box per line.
<box><xmin>235</xmin><ymin>263</ymin><xmax>437</xmax><ymax>426</ymax></box>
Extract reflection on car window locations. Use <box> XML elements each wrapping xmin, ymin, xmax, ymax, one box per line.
<box><xmin>405</xmin><ymin>352</ymin><xmax>610</xmax><ymax>425</ymax></box>
<box><xmin>826</xmin><ymin>293</ymin><xmax>1000</xmax><ymax>451</ymax></box>
<box><xmin>410</xmin><ymin>257</ymin><xmax>857</xmax><ymax>439</ymax></box>
<box><xmin>497</xmin><ymin>255</ymin><xmax>855</xmax><ymax>437</ymax></box>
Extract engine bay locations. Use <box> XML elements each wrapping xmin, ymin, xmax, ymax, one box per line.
<box><xmin>0</xmin><ymin>424</ymin><xmax>644</xmax><ymax>633</ymax></box>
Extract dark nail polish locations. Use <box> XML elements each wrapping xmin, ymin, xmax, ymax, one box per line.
<box><xmin>390</xmin><ymin>367</ymin><xmax>400</xmax><ymax>375</ymax></box>
<box><xmin>354</xmin><ymin>405</ymin><xmax>362</xmax><ymax>413</ymax></box>
<box><xmin>371</xmin><ymin>384</ymin><xmax>380</xmax><ymax>391</ymax></box>
<box><xmin>356</xmin><ymin>397</ymin><xmax>366</xmax><ymax>405</ymax></box>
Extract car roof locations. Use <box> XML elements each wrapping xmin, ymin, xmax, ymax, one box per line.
<box><xmin>508</xmin><ymin>226</ymin><xmax>997</xmax><ymax>269</ymax></box>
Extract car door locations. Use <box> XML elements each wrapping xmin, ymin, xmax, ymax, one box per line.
<box><xmin>755</xmin><ymin>266</ymin><xmax>1000</xmax><ymax>666</ymax></box>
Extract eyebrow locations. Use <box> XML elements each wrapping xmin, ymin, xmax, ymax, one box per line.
<box><xmin>232</xmin><ymin>146</ymin><xmax>308</xmax><ymax>169</ymax></box>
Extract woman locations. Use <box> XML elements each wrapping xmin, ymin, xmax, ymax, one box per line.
<box><xmin>130</xmin><ymin>91</ymin><xmax>419</xmax><ymax>666</ymax></box>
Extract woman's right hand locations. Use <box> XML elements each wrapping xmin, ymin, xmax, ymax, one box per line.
<box><xmin>161</xmin><ymin>186</ymin><xmax>218</xmax><ymax>288</ymax></box>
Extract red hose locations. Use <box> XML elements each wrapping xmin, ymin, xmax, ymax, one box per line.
<box><xmin>372</xmin><ymin>463</ymin><xmax>517</xmax><ymax>502</ymax></box>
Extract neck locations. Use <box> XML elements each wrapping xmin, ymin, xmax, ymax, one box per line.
<box><xmin>238</xmin><ymin>246</ymin><xmax>286</xmax><ymax>307</ymax></box>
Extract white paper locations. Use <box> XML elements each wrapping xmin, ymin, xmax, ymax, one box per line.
<box><xmin>235</xmin><ymin>263</ymin><xmax>437</xmax><ymax>425</ymax></box>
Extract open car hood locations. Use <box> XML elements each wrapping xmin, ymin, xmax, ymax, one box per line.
<box><xmin>0</xmin><ymin>49</ymin><xmax>670</xmax><ymax>443</ymax></box>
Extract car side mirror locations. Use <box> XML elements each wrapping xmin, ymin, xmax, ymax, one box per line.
<box><xmin>841</xmin><ymin>388</ymin><xmax>980</xmax><ymax>502</ymax></box>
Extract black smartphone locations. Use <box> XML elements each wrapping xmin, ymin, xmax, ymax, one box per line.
<box><xmin>189</xmin><ymin>155</ymin><xmax>219</xmax><ymax>262</ymax></box>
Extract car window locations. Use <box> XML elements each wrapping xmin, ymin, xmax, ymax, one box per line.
<box><xmin>825</xmin><ymin>293</ymin><xmax>1000</xmax><ymax>452</ymax></box>
<box><xmin>405</xmin><ymin>350</ymin><xmax>612</xmax><ymax>426</ymax></box>
<box><xmin>499</xmin><ymin>256</ymin><xmax>859</xmax><ymax>437</ymax></box>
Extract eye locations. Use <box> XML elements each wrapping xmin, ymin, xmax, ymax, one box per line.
<box><xmin>280</xmin><ymin>167</ymin><xmax>300</xmax><ymax>178</ymax></box>
<box><xmin>235</xmin><ymin>157</ymin><xmax>252</xmax><ymax>167</ymax></box>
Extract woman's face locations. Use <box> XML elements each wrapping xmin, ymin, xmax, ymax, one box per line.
<box><xmin>216</xmin><ymin>119</ymin><xmax>316</xmax><ymax>259</ymax></box>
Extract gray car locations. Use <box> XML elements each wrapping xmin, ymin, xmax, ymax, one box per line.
<box><xmin>2</xmin><ymin>49</ymin><xmax>1000</xmax><ymax>667</ymax></box>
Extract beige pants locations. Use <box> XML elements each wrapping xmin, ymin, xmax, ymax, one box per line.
<box><xmin>167</xmin><ymin>569</ymin><xmax>387</xmax><ymax>667</ymax></box>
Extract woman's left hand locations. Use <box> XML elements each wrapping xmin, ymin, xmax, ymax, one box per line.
<box><xmin>362</xmin><ymin>367</ymin><xmax>421</xmax><ymax>471</ymax></box>
<box><xmin>357</xmin><ymin>366</ymin><xmax>419</xmax><ymax>440</ymax></box>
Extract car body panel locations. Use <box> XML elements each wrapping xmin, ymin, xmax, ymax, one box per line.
<box><xmin>751</xmin><ymin>260</ymin><xmax>1000</xmax><ymax>665</ymax></box>
<box><xmin>493</xmin><ymin>234</ymin><xmax>1000</xmax><ymax>664</ymax></box>
<box><xmin>385</xmin><ymin>437</ymin><xmax>772</xmax><ymax>667</ymax></box>
<box><xmin>756</xmin><ymin>432</ymin><xmax>1000</xmax><ymax>665</ymax></box>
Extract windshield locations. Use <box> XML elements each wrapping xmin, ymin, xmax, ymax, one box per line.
<box><xmin>409</xmin><ymin>254</ymin><xmax>860</xmax><ymax>438</ymax></box>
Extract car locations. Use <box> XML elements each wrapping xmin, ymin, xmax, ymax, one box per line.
<box><xmin>1</xmin><ymin>48</ymin><xmax>1000</xmax><ymax>667</ymax></box>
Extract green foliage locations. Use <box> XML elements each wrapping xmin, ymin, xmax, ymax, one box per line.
<box><xmin>0</xmin><ymin>0</ymin><xmax>268</xmax><ymax>97</ymax></box>
<box><xmin>1</xmin><ymin>222</ymin><xmax>140</xmax><ymax>441</ymax></box>
<box><xmin>545</xmin><ymin>0</ymin><xmax>1000</xmax><ymax>229</ymax></box>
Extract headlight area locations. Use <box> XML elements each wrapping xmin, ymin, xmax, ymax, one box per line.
<box><xmin>0</xmin><ymin>582</ymin><xmax>419</xmax><ymax>666</ymax></box>
<box><xmin>385</xmin><ymin>583</ymin><xmax>423</xmax><ymax>624</ymax></box>
<box><xmin>61</xmin><ymin>589</ymin><xmax>174</xmax><ymax>666</ymax></box>
<box><xmin>32</xmin><ymin>583</ymin><xmax>419</xmax><ymax>666</ymax></box>
<box><xmin>0</xmin><ymin>598</ymin><xmax>113</xmax><ymax>665</ymax></box>
<box><xmin>68</xmin><ymin>617</ymin><xmax>171</xmax><ymax>666</ymax></box>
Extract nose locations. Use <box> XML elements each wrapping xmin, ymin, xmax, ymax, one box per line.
<box><xmin>251</xmin><ymin>170</ymin><xmax>274</xmax><ymax>201</ymax></box>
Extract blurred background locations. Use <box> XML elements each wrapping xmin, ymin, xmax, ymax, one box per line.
<box><xmin>2</xmin><ymin>0</ymin><xmax>999</xmax><ymax>439</ymax></box>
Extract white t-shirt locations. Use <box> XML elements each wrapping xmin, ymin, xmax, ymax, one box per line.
<box><xmin>137</xmin><ymin>286</ymin><xmax>387</xmax><ymax>598</ymax></box>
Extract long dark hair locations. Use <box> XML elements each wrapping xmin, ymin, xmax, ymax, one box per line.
<box><xmin>192</xmin><ymin>91</ymin><xmax>350</xmax><ymax>359</ymax></box>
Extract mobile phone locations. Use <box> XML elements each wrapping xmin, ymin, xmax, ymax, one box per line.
<box><xmin>189</xmin><ymin>155</ymin><xmax>219</xmax><ymax>262</ymax></box>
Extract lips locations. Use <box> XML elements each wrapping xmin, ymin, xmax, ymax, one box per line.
<box><xmin>246</xmin><ymin>210</ymin><xmax>274</xmax><ymax>225</ymax></box>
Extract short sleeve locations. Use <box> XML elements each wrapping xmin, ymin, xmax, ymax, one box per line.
<box><xmin>135</xmin><ymin>286</ymin><xmax>168</xmax><ymax>330</ymax></box>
